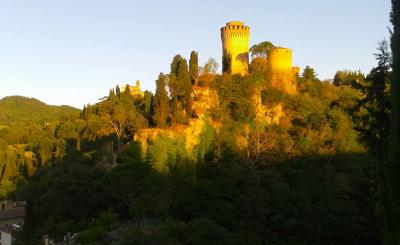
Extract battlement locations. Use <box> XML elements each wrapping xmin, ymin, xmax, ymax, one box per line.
<box><xmin>221</xmin><ymin>22</ymin><xmax>250</xmax><ymax>35</ymax></box>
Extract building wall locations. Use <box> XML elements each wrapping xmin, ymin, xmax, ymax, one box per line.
<box><xmin>0</xmin><ymin>201</ymin><xmax>13</xmax><ymax>211</ymax></box>
<box><xmin>268</xmin><ymin>48</ymin><xmax>293</xmax><ymax>71</ymax></box>
<box><xmin>221</xmin><ymin>21</ymin><xmax>250</xmax><ymax>75</ymax></box>
<box><xmin>122</xmin><ymin>80</ymin><xmax>144</xmax><ymax>97</ymax></box>
<box><xmin>0</xmin><ymin>231</ymin><xmax>12</xmax><ymax>245</ymax></box>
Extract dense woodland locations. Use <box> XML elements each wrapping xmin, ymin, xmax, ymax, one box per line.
<box><xmin>0</xmin><ymin>2</ymin><xmax>398</xmax><ymax>244</ymax></box>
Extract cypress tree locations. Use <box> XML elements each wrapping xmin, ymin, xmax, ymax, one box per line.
<box><xmin>189</xmin><ymin>51</ymin><xmax>199</xmax><ymax>85</ymax></box>
<box><xmin>153</xmin><ymin>73</ymin><xmax>169</xmax><ymax>128</ymax></box>
<box><xmin>168</xmin><ymin>55</ymin><xmax>192</xmax><ymax>123</ymax></box>
<box><xmin>302</xmin><ymin>65</ymin><xmax>317</xmax><ymax>80</ymax></box>
<box><xmin>116</xmin><ymin>85</ymin><xmax>121</xmax><ymax>98</ymax></box>
<box><xmin>171</xmin><ymin>54</ymin><xmax>183</xmax><ymax>76</ymax></box>
<box><xmin>176</xmin><ymin>58</ymin><xmax>192</xmax><ymax>121</ymax></box>
<box><xmin>108</xmin><ymin>89</ymin><xmax>116</xmax><ymax>100</ymax></box>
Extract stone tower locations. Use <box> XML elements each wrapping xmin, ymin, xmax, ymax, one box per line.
<box><xmin>267</xmin><ymin>48</ymin><xmax>299</xmax><ymax>94</ymax></box>
<box><xmin>221</xmin><ymin>21</ymin><xmax>250</xmax><ymax>75</ymax></box>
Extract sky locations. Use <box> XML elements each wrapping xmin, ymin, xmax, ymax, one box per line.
<box><xmin>0</xmin><ymin>0</ymin><xmax>392</xmax><ymax>108</ymax></box>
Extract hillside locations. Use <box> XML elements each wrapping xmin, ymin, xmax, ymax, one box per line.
<box><xmin>0</xmin><ymin>96</ymin><xmax>80</xmax><ymax>124</ymax></box>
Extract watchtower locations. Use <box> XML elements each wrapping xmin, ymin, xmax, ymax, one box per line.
<box><xmin>220</xmin><ymin>21</ymin><xmax>250</xmax><ymax>75</ymax></box>
<box><xmin>267</xmin><ymin>48</ymin><xmax>299</xmax><ymax>94</ymax></box>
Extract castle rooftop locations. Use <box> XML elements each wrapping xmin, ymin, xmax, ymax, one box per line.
<box><xmin>226</xmin><ymin>21</ymin><xmax>244</xmax><ymax>26</ymax></box>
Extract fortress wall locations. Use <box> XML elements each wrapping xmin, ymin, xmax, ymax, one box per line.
<box><xmin>267</xmin><ymin>48</ymin><xmax>298</xmax><ymax>94</ymax></box>
<box><xmin>268</xmin><ymin>48</ymin><xmax>293</xmax><ymax>71</ymax></box>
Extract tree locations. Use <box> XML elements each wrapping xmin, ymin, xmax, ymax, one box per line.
<box><xmin>382</xmin><ymin>1</ymin><xmax>400</xmax><ymax>244</ymax></box>
<box><xmin>363</xmin><ymin>40</ymin><xmax>392</xmax><ymax>156</ymax></box>
<box><xmin>171</xmin><ymin>54</ymin><xmax>183</xmax><ymax>75</ymax></box>
<box><xmin>168</xmin><ymin>55</ymin><xmax>192</xmax><ymax>124</ymax></box>
<box><xmin>249</xmin><ymin>41</ymin><xmax>275</xmax><ymax>58</ymax></box>
<box><xmin>153</xmin><ymin>73</ymin><xmax>170</xmax><ymax>128</ymax></box>
<box><xmin>115</xmin><ymin>85</ymin><xmax>121</xmax><ymax>98</ymax></box>
<box><xmin>99</xmin><ymin>96</ymin><xmax>145</xmax><ymax>153</ymax></box>
<box><xmin>333</xmin><ymin>70</ymin><xmax>365</xmax><ymax>87</ymax></box>
<box><xmin>108</xmin><ymin>89</ymin><xmax>116</xmax><ymax>101</ymax></box>
<box><xmin>249</xmin><ymin>57</ymin><xmax>268</xmax><ymax>74</ymax></box>
<box><xmin>302</xmin><ymin>65</ymin><xmax>318</xmax><ymax>80</ymax></box>
<box><xmin>189</xmin><ymin>51</ymin><xmax>199</xmax><ymax>85</ymax></box>
<box><xmin>176</xmin><ymin>58</ymin><xmax>193</xmax><ymax>120</ymax></box>
<box><xmin>201</xmin><ymin>57</ymin><xmax>219</xmax><ymax>74</ymax></box>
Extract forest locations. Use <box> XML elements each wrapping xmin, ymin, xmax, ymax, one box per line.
<box><xmin>0</xmin><ymin>2</ymin><xmax>398</xmax><ymax>244</ymax></box>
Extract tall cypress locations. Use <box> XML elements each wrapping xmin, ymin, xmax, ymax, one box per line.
<box><xmin>153</xmin><ymin>73</ymin><xmax>169</xmax><ymax>128</ymax></box>
<box><xmin>176</xmin><ymin>58</ymin><xmax>192</xmax><ymax>121</ymax></box>
<box><xmin>189</xmin><ymin>51</ymin><xmax>199</xmax><ymax>85</ymax></box>
<box><xmin>168</xmin><ymin>55</ymin><xmax>192</xmax><ymax>124</ymax></box>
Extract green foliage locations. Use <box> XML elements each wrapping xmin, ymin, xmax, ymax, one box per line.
<box><xmin>333</xmin><ymin>70</ymin><xmax>366</xmax><ymax>87</ymax></box>
<box><xmin>192</xmin><ymin>118</ymin><xmax>216</xmax><ymax>163</ymax></box>
<box><xmin>249</xmin><ymin>41</ymin><xmax>275</xmax><ymax>58</ymax></box>
<box><xmin>381</xmin><ymin>1</ymin><xmax>400</xmax><ymax>244</ymax></box>
<box><xmin>78</xmin><ymin>226</ymin><xmax>107</xmax><ymax>244</ymax></box>
<box><xmin>4</xmin><ymin>43</ymin><xmax>387</xmax><ymax>245</ymax></box>
<box><xmin>261</xmin><ymin>87</ymin><xmax>286</xmax><ymax>105</ymax></box>
<box><xmin>212</xmin><ymin>74</ymin><xmax>258</xmax><ymax>121</ymax></box>
<box><xmin>249</xmin><ymin>57</ymin><xmax>268</xmax><ymax>75</ymax></box>
<box><xmin>98</xmin><ymin>92</ymin><xmax>146</xmax><ymax>151</ymax></box>
<box><xmin>202</xmin><ymin>57</ymin><xmax>219</xmax><ymax>74</ymax></box>
<box><xmin>301</xmin><ymin>65</ymin><xmax>318</xmax><ymax>80</ymax></box>
<box><xmin>152</xmin><ymin>73</ymin><xmax>170</xmax><ymax>128</ymax></box>
<box><xmin>0</xmin><ymin>96</ymin><xmax>79</xmax><ymax>125</ymax></box>
<box><xmin>168</xmin><ymin>55</ymin><xmax>193</xmax><ymax>124</ymax></box>
<box><xmin>189</xmin><ymin>51</ymin><xmax>199</xmax><ymax>84</ymax></box>
<box><xmin>188</xmin><ymin>218</ymin><xmax>238</xmax><ymax>245</ymax></box>
<box><xmin>147</xmin><ymin>133</ymin><xmax>187</xmax><ymax>172</ymax></box>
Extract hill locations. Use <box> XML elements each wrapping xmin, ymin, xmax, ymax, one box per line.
<box><xmin>0</xmin><ymin>96</ymin><xmax>80</xmax><ymax>124</ymax></box>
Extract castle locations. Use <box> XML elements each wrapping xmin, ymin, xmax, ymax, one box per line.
<box><xmin>136</xmin><ymin>21</ymin><xmax>301</xmax><ymax>168</ymax></box>
<box><xmin>221</xmin><ymin>21</ymin><xmax>299</xmax><ymax>94</ymax></box>
<box><xmin>122</xmin><ymin>80</ymin><xmax>144</xmax><ymax>97</ymax></box>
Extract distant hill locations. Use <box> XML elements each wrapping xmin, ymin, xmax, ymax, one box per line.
<box><xmin>0</xmin><ymin>96</ymin><xmax>80</xmax><ymax>124</ymax></box>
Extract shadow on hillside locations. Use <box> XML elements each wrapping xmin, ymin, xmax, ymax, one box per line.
<box><xmin>11</xmin><ymin>142</ymin><xmax>379</xmax><ymax>244</ymax></box>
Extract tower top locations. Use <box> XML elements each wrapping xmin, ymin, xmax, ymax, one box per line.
<box><xmin>221</xmin><ymin>21</ymin><xmax>250</xmax><ymax>32</ymax></box>
<box><xmin>226</xmin><ymin>21</ymin><xmax>244</xmax><ymax>26</ymax></box>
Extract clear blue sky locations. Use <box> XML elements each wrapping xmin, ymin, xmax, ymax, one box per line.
<box><xmin>0</xmin><ymin>0</ymin><xmax>391</xmax><ymax>108</ymax></box>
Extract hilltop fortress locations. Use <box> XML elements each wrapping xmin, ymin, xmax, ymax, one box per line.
<box><xmin>221</xmin><ymin>21</ymin><xmax>299</xmax><ymax>94</ymax></box>
<box><xmin>135</xmin><ymin>21</ymin><xmax>300</xmax><ymax>169</ymax></box>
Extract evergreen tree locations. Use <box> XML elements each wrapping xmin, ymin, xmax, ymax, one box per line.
<box><xmin>116</xmin><ymin>85</ymin><xmax>121</xmax><ymax>98</ymax></box>
<box><xmin>171</xmin><ymin>54</ymin><xmax>183</xmax><ymax>76</ymax></box>
<box><xmin>302</xmin><ymin>65</ymin><xmax>317</xmax><ymax>80</ymax></box>
<box><xmin>108</xmin><ymin>89</ymin><xmax>116</xmax><ymax>100</ymax></box>
<box><xmin>382</xmin><ymin>0</ymin><xmax>400</xmax><ymax>244</ymax></box>
<box><xmin>363</xmin><ymin>41</ymin><xmax>391</xmax><ymax>157</ymax></box>
<box><xmin>168</xmin><ymin>55</ymin><xmax>192</xmax><ymax>123</ymax></box>
<box><xmin>153</xmin><ymin>73</ymin><xmax>169</xmax><ymax>128</ymax></box>
<box><xmin>189</xmin><ymin>51</ymin><xmax>199</xmax><ymax>85</ymax></box>
<box><xmin>123</xmin><ymin>85</ymin><xmax>131</xmax><ymax>97</ymax></box>
<box><xmin>176</xmin><ymin>58</ymin><xmax>192</xmax><ymax>120</ymax></box>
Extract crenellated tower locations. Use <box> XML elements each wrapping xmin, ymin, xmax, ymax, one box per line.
<box><xmin>221</xmin><ymin>21</ymin><xmax>250</xmax><ymax>75</ymax></box>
